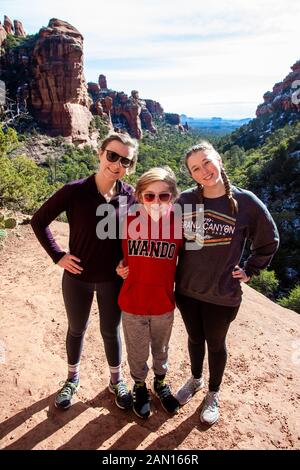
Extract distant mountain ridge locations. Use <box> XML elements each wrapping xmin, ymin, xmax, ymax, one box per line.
<box><xmin>180</xmin><ymin>116</ymin><xmax>251</xmax><ymax>136</ymax></box>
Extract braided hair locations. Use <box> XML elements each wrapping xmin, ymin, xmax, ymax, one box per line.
<box><xmin>185</xmin><ymin>141</ymin><xmax>238</xmax><ymax>215</ymax></box>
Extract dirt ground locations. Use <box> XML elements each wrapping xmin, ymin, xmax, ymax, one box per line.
<box><xmin>0</xmin><ymin>222</ymin><xmax>299</xmax><ymax>450</ymax></box>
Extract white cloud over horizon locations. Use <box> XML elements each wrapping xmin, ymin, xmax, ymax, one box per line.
<box><xmin>1</xmin><ymin>0</ymin><xmax>299</xmax><ymax>118</ymax></box>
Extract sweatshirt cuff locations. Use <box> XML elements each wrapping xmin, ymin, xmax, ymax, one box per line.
<box><xmin>243</xmin><ymin>267</ymin><xmax>256</xmax><ymax>278</ymax></box>
<box><xmin>53</xmin><ymin>251</ymin><xmax>67</xmax><ymax>264</ymax></box>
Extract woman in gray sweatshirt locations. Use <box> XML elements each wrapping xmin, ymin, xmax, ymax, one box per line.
<box><xmin>174</xmin><ymin>141</ymin><xmax>279</xmax><ymax>425</ymax></box>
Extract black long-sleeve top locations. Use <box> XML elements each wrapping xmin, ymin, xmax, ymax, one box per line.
<box><xmin>31</xmin><ymin>174</ymin><xmax>136</xmax><ymax>282</ymax></box>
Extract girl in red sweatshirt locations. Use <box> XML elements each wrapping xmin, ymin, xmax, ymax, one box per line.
<box><xmin>117</xmin><ymin>167</ymin><xmax>182</xmax><ymax>419</ymax></box>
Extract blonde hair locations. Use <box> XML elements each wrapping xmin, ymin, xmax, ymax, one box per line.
<box><xmin>135</xmin><ymin>167</ymin><xmax>178</xmax><ymax>203</ymax></box>
<box><xmin>185</xmin><ymin>140</ymin><xmax>238</xmax><ymax>215</ymax></box>
<box><xmin>99</xmin><ymin>131</ymin><xmax>138</xmax><ymax>175</ymax></box>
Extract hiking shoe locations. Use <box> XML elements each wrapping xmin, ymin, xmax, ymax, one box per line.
<box><xmin>132</xmin><ymin>382</ymin><xmax>151</xmax><ymax>419</ymax></box>
<box><xmin>55</xmin><ymin>379</ymin><xmax>79</xmax><ymax>409</ymax></box>
<box><xmin>153</xmin><ymin>379</ymin><xmax>180</xmax><ymax>414</ymax></box>
<box><xmin>108</xmin><ymin>380</ymin><xmax>133</xmax><ymax>410</ymax></box>
<box><xmin>200</xmin><ymin>391</ymin><xmax>219</xmax><ymax>425</ymax></box>
<box><xmin>175</xmin><ymin>376</ymin><xmax>204</xmax><ymax>405</ymax></box>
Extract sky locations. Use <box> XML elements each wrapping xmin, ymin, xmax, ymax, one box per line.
<box><xmin>1</xmin><ymin>0</ymin><xmax>300</xmax><ymax>118</ymax></box>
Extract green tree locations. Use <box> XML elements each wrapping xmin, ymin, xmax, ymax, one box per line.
<box><xmin>46</xmin><ymin>145</ymin><xmax>98</xmax><ymax>184</ymax></box>
<box><xmin>0</xmin><ymin>155</ymin><xmax>57</xmax><ymax>212</ymax></box>
<box><xmin>278</xmin><ymin>285</ymin><xmax>300</xmax><ymax>314</ymax></box>
<box><xmin>248</xmin><ymin>270</ymin><xmax>279</xmax><ymax>299</ymax></box>
<box><xmin>0</xmin><ymin>125</ymin><xmax>19</xmax><ymax>157</ymax></box>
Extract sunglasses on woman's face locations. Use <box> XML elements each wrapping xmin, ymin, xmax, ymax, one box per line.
<box><xmin>142</xmin><ymin>192</ymin><xmax>172</xmax><ymax>203</ymax></box>
<box><xmin>105</xmin><ymin>150</ymin><xmax>132</xmax><ymax>168</ymax></box>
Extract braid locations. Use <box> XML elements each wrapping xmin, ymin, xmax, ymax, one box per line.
<box><xmin>221</xmin><ymin>168</ymin><xmax>238</xmax><ymax>215</ymax></box>
<box><xmin>196</xmin><ymin>183</ymin><xmax>204</xmax><ymax>204</ymax></box>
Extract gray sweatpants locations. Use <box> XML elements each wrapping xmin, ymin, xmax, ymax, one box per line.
<box><xmin>122</xmin><ymin>311</ymin><xmax>174</xmax><ymax>382</ymax></box>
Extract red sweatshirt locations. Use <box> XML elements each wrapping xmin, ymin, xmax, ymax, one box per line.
<box><xmin>118</xmin><ymin>207</ymin><xmax>183</xmax><ymax>315</ymax></box>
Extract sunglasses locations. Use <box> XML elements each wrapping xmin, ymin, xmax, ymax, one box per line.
<box><xmin>142</xmin><ymin>192</ymin><xmax>172</xmax><ymax>203</ymax></box>
<box><xmin>106</xmin><ymin>150</ymin><xmax>133</xmax><ymax>168</ymax></box>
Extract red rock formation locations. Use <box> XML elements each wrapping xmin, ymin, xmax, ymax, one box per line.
<box><xmin>102</xmin><ymin>95</ymin><xmax>113</xmax><ymax>115</ymax></box>
<box><xmin>4</xmin><ymin>15</ymin><xmax>13</xmax><ymax>34</ymax></box>
<box><xmin>88</xmin><ymin>83</ymin><xmax>159</xmax><ymax>139</ymax></box>
<box><xmin>0</xmin><ymin>22</ymin><xmax>7</xmax><ymax>47</ymax></box>
<box><xmin>99</xmin><ymin>74</ymin><xmax>107</xmax><ymax>89</ymax></box>
<box><xmin>145</xmin><ymin>99</ymin><xmax>164</xmax><ymax>117</ymax></box>
<box><xmin>30</xmin><ymin>18</ymin><xmax>93</xmax><ymax>144</ymax></box>
<box><xmin>88</xmin><ymin>77</ymin><xmax>180</xmax><ymax>139</ymax></box>
<box><xmin>14</xmin><ymin>20</ymin><xmax>26</xmax><ymax>37</ymax></box>
<box><xmin>93</xmin><ymin>100</ymin><xmax>104</xmax><ymax>115</ymax></box>
<box><xmin>256</xmin><ymin>60</ymin><xmax>300</xmax><ymax>116</ymax></box>
<box><xmin>141</xmin><ymin>107</ymin><xmax>157</xmax><ymax>133</ymax></box>
<box><xmin>263</xmin><ymin>91</ymin><xmax>274</xmax><ymax>103</ymax></box>
<box><xmin>88</xmin><ymin>82</ymin><xmax>100</xmax><ymax>93</ymax></box>
<box><xmin>272</xmin><ymin>82</ymin><xmax>284</xmax><ymax>95</ymax></box>
<box><xmin>121</xmin><ymin>102</ymin><xmax>142</xmax><ymax>139</ymax></box>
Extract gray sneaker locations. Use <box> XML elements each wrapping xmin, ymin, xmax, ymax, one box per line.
<box><xmin>175</xmin><ymin>376</ymin><xmax>204</xmax><ymax>405</ymax></box>
<box><xmin>200</xmin><ymin>391</ymin><xmax>219</xmax><ymax>425</ymax></box>
<box><xmin>55</xmin><ymin>380</ymin><xmax>79</xmax><ymax>409</ymax></box>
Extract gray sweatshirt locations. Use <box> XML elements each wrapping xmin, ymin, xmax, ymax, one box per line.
<box><xmin>175</xmin><ymin>186</ymin><xmax>279</xmax><ymax>307</ymax></box>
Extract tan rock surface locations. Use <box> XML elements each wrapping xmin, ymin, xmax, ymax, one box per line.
<box><xmin>0</xmin><ymin>223</ymin><xmax>299</xmax><ymax>450</ymax></box>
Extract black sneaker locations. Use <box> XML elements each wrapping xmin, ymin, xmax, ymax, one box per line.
<box><xmin>153</xmin><ymin>379</ymin><xmax>180</xmax><ymax>414</ymax></box>
<box><xmin>132</xmin><ymin>382</ymin><xmax>151</xmax><ymax>419</ymax></box>
<box><xmin>109</xmin><ymin>380</ymin><xmax>133</xmax><ymax>410</ymax></box>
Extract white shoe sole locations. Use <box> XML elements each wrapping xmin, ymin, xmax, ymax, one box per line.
<box><xmin>200</xmin><ymin>414</ymin><xmax>219</xmax><ymax>425</ymax></box>
<box><xmin>54</xmin><ymin>401</ymin><xmax>72</xmax><ymax>410</ymax></box>
<box><xmin>108</xmin><ymin>383</ymin><xmax>133</xmax><ymax>410</ymax></box>
<box><xmin>133</xmin><ymin>405</ymin><xmax>151</xmax><ymax>419</ymax></box>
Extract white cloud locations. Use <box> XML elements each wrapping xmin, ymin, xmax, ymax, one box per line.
<box><xmin>1</xmin><ymin>0</ymin><xmax>299</xmax><ymax>117</ymax></box>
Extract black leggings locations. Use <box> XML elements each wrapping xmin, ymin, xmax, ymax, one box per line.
<box><xmin>62</xmin><ymin>271</ymin><xmax>122</xmax><ymax>367</ymax></box>
<box><xmin>175</xmin><ymin>292</ymin><xmax>239</xmax><ymax>392</ymax></box>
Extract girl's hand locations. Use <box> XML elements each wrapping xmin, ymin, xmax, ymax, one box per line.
<box><xmin>58</xmin><ymin>253</ymin><xmax>83</xmax><ymax>274</ymax></box>
<box><xmin>116</xmin><ymin>259</ymin><xmax>129</xmax><ymax>279</ymax></box>
<box><xmin>232</xmin><ymin>265</ymin><xmax>250</xmax><ymax>283</ymax></box>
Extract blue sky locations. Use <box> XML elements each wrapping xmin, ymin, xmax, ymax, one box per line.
<box><xmin>1</xmin><ymin>0</ymin><xmax>299</xmax><ymax>118</ymax></box>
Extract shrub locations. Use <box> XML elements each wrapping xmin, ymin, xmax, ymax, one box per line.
<box><xmin>0</xmin><ymin>155</ymin><xmax>58</xmax><ymax>212</ymax></box>
<box><xmin>0</xmin><ymin>125</ymin><xmax>19</xmax><ymax>157</ymax></box>
<box><xmin>278</xmin><ymin>286</ymin><xmax>300</xmax><ymax>314</ymax></box>
<box><xmin>248</xmin><ymin>270</ymin><xmax>279</xmax><ymax>299</ymax></box>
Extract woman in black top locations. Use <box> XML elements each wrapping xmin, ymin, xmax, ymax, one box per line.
<box><xmin>31</xmin><ymin>132</ymin><xmax>138</xmax><ymax>410</ymax></box>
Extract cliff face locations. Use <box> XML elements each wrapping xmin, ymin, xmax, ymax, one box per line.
<box><xmin>1</xmin><ymin>16</ymin><xmax>184</xmax><ymax>142</ymax></box>
<box><xmin>0</xmin><ymin>15</ymin><xmax>26</xmax><ymax>46</ymax></box>
<box><xmin>0</xmin><ymin>17</ymin><xmax>94</xmax><ymax>145</ymax></box>
<box><xmin>222</xmin><ymin>59</ymin><xmax>300</xmax><ymax>151</ymax></box>
<box><xmin>256</xmin><ymin>60</ymin><xmax>300</xmax><ymax>117</ymax></box>
<box><xmin>88</xmin><ymin>76</ymin><xmax>164</xmax><ymax>139</ymax></box>
<box><xmin>30</xmin><ymin>19</ymin><xmax>93</xmax><ymax>144</ymax></box>
<box><xmin>0</xmin><ymin>23</ymin><xmax>7</xmax><ymax>46</ymax></box>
